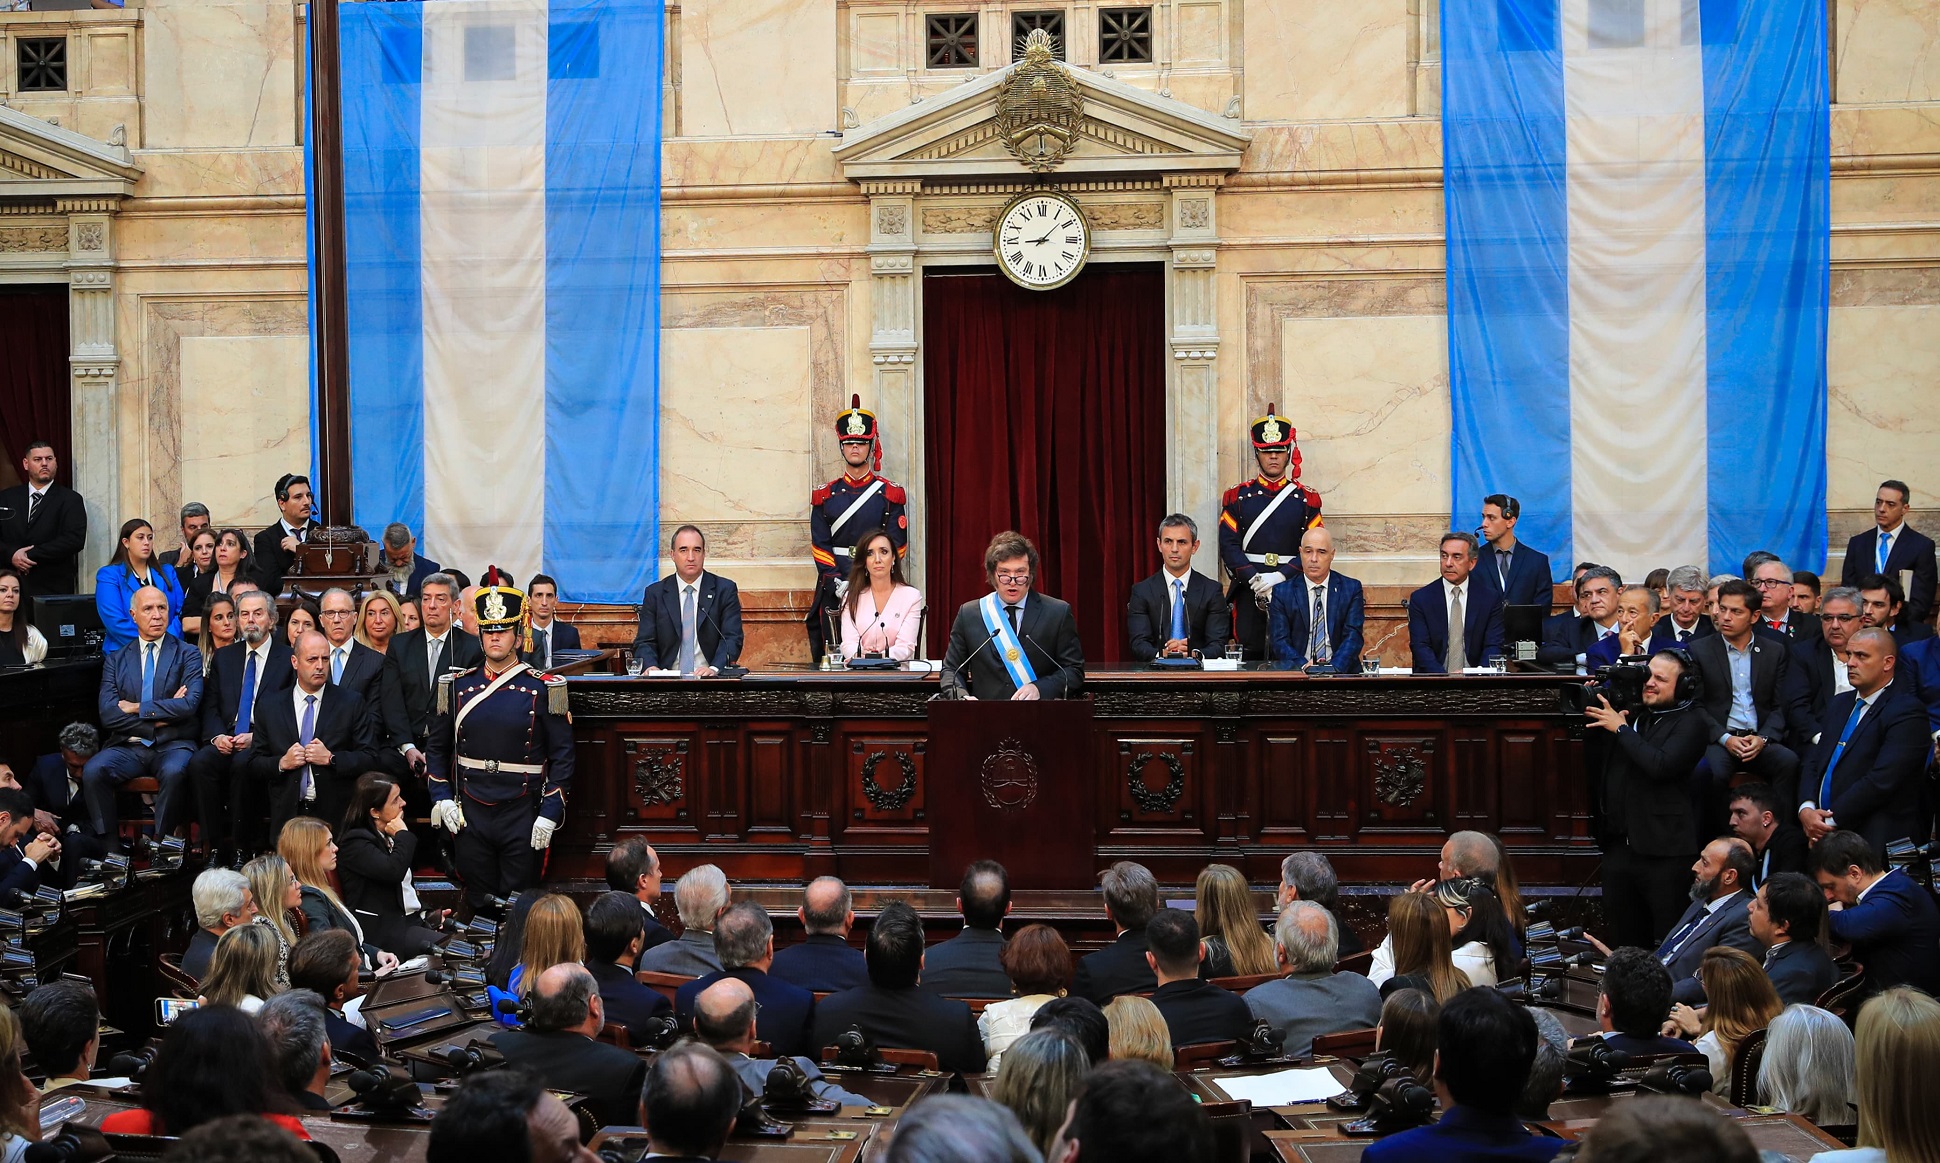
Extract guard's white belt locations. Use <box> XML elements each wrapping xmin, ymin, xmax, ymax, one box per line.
<box><xmin>458</xmin><ymin>757</ymin><xmax>544</xmax><ymax>775</ymax></box>
<box><xmin>832</xmin><ymin>547</ymin><xmax>852</xmax><ymax>557</ymax></box>
<box><xmin>1244</xmin><ymin>552</ymin><xmax>1289</xmax><ymax>567</ymax></box>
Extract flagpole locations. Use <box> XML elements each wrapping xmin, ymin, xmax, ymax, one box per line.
<box><xmin>308</xmin><ymin>0</ymin><xmax>354</xmax><ymax>527</ymax></box>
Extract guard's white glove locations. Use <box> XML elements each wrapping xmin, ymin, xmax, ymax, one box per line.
<box><xmin>530</xmin><ymin>818</ymin><xmax>556</xmax><ymax>850</ymax></box>
<box><xmin>431</xmin><ymin>800</ymin><xmax>466</xmax><ymax>833</ymax></box>
<box><xmin>1249</xmin><ymin>571</ymin><xmax>1286</xmax><ymax>597</ymax></box>
<box><xmin>834</xmin><ymin>579</ymin><xmax>849</xmax><ymax>602</ymax></box>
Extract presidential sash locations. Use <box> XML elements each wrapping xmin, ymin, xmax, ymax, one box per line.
<box><xmin>978</xmin><ymin>592</ymin><xmax>1038</xmax><ymax>689</ymax></box>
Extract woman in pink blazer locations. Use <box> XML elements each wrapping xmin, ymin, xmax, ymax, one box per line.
<box><xmin>839</xmin><ymin>530</ymin><xmax>925</xmax><ymax>661</ymax></box>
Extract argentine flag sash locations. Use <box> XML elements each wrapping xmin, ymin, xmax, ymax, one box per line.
<box><xmin>979</xmin><ymin>593</ymin><xmax>1037</xmax><ymax>689</ymax></box>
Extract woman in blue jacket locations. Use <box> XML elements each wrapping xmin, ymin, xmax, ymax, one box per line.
<box><xmin>95</xmin><ymin>518</ymin><xmax>183</xmax><ymax>652</ymax></box>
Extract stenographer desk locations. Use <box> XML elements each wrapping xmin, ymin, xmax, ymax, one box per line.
<box><xmin>548</xmin><ymin>661</ymin><xmax>1597</xmax><ymax>891</ymax></box>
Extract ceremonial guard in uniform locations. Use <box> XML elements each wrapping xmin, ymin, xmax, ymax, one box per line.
<box><xmin>427</xmin><ymin>571</ymin><xmax>574</xmax><ymax>907</ymax></box>
<box><xmin>807</xmin><ymin>395</ymin><xmax>908</xmax><ymax>661</ymax></box>
<box><xmin>1219</xmin><ymin>404</ymin><xmax>1323</xmax><ymax>660</ymax></box>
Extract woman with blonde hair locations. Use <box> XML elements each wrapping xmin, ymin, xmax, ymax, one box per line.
<box><xmin>198</xmin><ymin>923</ymin><xmax>281</xmax><ymax>1012</ymax></box>
<box><xmin>1369</xmin><ymin>891</ymin><xmax>1468</xmax><ymax>1003</ymax></box>
<box><xmin>0</xmin><ymin>1005</ymin><xmax>44</xmax><ymax>1159</ymax></box>
<box><xmin>355</xmin><ymin>589</ymin><xmax>404</xmax><ymax>653</ymax></box>
<box><xmin>278</xmin><ymin>817</ymin><xmax>396</xmax><ymax>974</ymax></box>
<box><xmin>1103</xmin><ymin>995</ymin><xmax>1173</xmax><ymax>1067</ymax></box>
<box><xmin>991</xmin><ymin>1028</ymin><xmax>1090</xmax><ymax>1156</ymax></box>
<box><xmin>1808</xmin><ymin>988</ymin><xmax>1940</xmax><ymax>1163</ymax></box>
<box><xmin>1664</xmin><ymin>946</ymin><xmax>1781</xmax><ymax>1096</ymax></box>
<box><xmin>1759</xmin><ymin>1005</ymin><xmax>1855</xmax><ymax>1127</ymax></box>
<box><xmin>241</xmin><ymin>853</ymin><xmax>300</xmax><ymax>989</ymax></box>
<box><xmin>1195</xmin><ymin>864</ymin><xmax>1277</xmax><ymax>978</ymax></box>
<box><xmin>511</xmin><ymin>893</ymin><xmax>585</xmax><ymax>999</ymax></box>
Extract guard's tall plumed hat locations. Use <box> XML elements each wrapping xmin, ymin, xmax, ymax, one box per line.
<box><xmin>473</xmin><ymin>566</ymin><xmax>526</xmax><ymax>633</ymax></box>
<box><xmin>1249</xmin><ymin>402</ymin><xmax>1303</xmax><ymax>475</ymax></box>
<box><xmin>835</xmin><ymin>394</ymin><xmax>878</xmax><ymax>444</ymax></box>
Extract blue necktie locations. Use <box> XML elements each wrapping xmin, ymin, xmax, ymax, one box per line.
<box><xmin>1819</xmin><ymin>695</ymin><xmax>1870</xmax><ymax>806</ymax></box>
<box><xmin>332</xmin><ymin>647</ymin><xmax>346</xmax><ymax>685</ymax></box>
<box><xmin>235</xmin><ymin>650</ymin><xmax>258</xmax><ymax>735</ymax></box>
<box><xmin>298</xmin><ymin>694</ymin><xmax>317</xmax><ymax>803</ymax></box>
<box><xmin>1170</xmin><ymin>579</ymin><xmax>1186</xmax><ymax>648</ymax></box>
<box><xmin>1878</xmin><ymin>530</ymin><xmax>1893</xmax><ymax>573</ymax></box>
<box><xmin>137</xmin><ymin>642</ymin><xmax>157</xmax><ymax>748</ymax></box>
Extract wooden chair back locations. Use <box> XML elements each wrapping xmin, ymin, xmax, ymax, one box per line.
<box><xmin>156</xmin><ymin>952</ymin><xmax>198</xmax><ymax>995</ymax></box>
<box><xmin>1173</xmin><ymin>1040</ymin><xmax>1237</xmax><ymax>1071</ymax></box>
<box><xmin>1209</xmin><ymin>972</ymin><xmax>1279</xmax><ymax>993</ymax></box>
<box><xmin>1332</xmin><ymin>950</ymin><xmax>1373</xmax><ymax>976</ymax></box>
<box><xmin>1817</xmin><ymin>968</ymin><xmax>1868</xmax><ymax>1024</ymax></box>
<box><xmin>1727</xmin><ymin>1027</ymin><xmax>1768</xmax><ymax>1109</ymax></box>
<box><xmin>636</xmin><ymin>970</ymin><xmax>693</xmax><ymax>1006</ymax></box>
<box><xmin>1311</xmin><ymin>1027</ymin><xmax>1378</xmax><ymax>1058</ymax></box>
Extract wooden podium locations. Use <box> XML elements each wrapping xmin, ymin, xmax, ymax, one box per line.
<box><xmin>926</xmin><ymin>698</ymin><xmax>1095</xmax><ymax>890</ymax></box>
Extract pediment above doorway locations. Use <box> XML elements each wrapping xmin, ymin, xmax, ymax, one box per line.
<box><xmin>0</xmin><ymin>103</ymin><xmax>141</xmax><ymax>204</ymax></box>
<box><xmin>833</xmin><ymin>61</ymin><xmax>1249</xmax><ymax>183</ymax></box>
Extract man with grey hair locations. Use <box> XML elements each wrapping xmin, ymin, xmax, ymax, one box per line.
<box><xmin>24</xmin><ymin>724</ymin><xmax>103</xmax><ymax>888</ymax></box>
<box><xmin>692</xmin><ymin>976</ymin><xmax>870</xmax><ymax>1108</ymax></box>
<box><xmin>771</xmin><ymin>875</ymin><xmax>867</xmax><ymax>992</ymax></box>
<box><xmin>183</xmin><ymin>867</ymin><xmax>258</xmax><ymax>980</ymax></box>
<box><xmin>189</xmin><ymin>587</ymin><xmax>291</xmax><ymax>865</ymax></box>
<box><xmin>168</xmin><ymin>502</ymin><xmax>211</xmax><ymax>573</ymax></box>
<box><xmin>638</xmin><ymin>863</ymin><xmax>730</xmax><ymax>976</ymax></box>
<box><xmin>887</xmin><ymin>1095</ymin><xmax>1041</xmax><ymax>1163</ymax></box>
<box><xmin>257</xmin><ymin>989</ymin><xmax>333</xmax><ymax>1111</ymax></box>
<box><xmin>1073</xmin><ymin>861</ymin><xmax>1160</xmax><ymax>1004</ymax></box>
<box><xmin>1748</xmin><ymin>555</ymin><xmax>1822</xmax><ymax>644</ymax></box>
<box><xmin>490</xmin><ymin>962</ymin><xmax>646</xmax><ymax>1129</ymax></box>
<box><xmin>1407</xmin><ymin>531</ymin><xmax>1505</xmax><ymax>673</ymax></box>
<box><xmin>1585</xmin><ymin>585</ymin><xmax>1663</xmax><ymax>670</ymax></box>
<box><xmin>674</xmin><ymin>900</ymin><xmax>816</xmax><ymax>1058</ymax></box>
<box><xmin>1242</xmin><ymin>901</ymin><xmax>1381</xmax><ymax>1057</ymax></box>
<box><xmin>1787</xmin><ymin>586</ymin><xmax>1864</xmax><ymax>751</ymax></box>
<box><xmin>1653</xmin><ymin>565</ymin><xmax>1714</xmax><ymax>645</ymax></box>
<box><xmin>1538</xmin><ymin>564</ymin><xmax>1623</xmax><ymax>673</ymax></box>
<box><xmin>379</xmin><ymin>570</ymin><xmax>480</xmax><ymax>768</ymax></box>
<box><xmin>1127</xmin><ymin>513</ymin><xmax>1230</xmax><ymax>660</ymax></box>
<box><xmin>1277</xmin><ymin>851</ymin><xmax>1364</xmax><ymax>957</ymax></box>
<box><xmin>379</xmin><ymin>522</ymin><xmax>440</xmax><ymax>599</ymax></box>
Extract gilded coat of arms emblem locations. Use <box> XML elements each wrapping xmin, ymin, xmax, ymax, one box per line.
<box><xmin>846</xmin><ymin>411</ymin><xmax>867</xmax><ymax>436</ymax></box>
<box><xmin>996</xmin><ymin>29</ymin><xmax>1084</xmax><ymax>173</ymax></box>
<box><xmin>483</xmin><ymin>591</ymin><xmax>507</xmax><ymax>623</ymax></box>
<box><xmin>980</xmin><ymin>738</ymin><xmax>1039</xmax><ymax>811</ymax></box>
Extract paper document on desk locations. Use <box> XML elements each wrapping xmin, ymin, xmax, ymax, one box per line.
<box><xmin>645</xmin><ymin>668</ymin><xmax>685</xmax><ymax>677</ymax></box>
<box><xmin>1207</xmin><ymin>1067</ymin><xmax>1343</xmax><ymax>1106</ymax></box>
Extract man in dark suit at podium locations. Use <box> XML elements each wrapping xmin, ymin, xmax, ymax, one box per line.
<box><xmin>1474</xmin><ymin>494</ymin><xmax>1553</xmax><ymax>612</ymax></box>
<box><xmin>1126</xmin><ymin>515</ymin><xmax>1229</xmax><ymax>660</ymax></box>
<box><xmin>941</xmin><ymin>531</ymin><xmax>1083</xmax><ymax>700</ymax></box>
<box><xmin>631</xmin><ymin>525</ymin><xmax>743</xmax><ymax>675</ymax></box>
<box><xmin>1267</xmin><ymin>525</ymin><xmax>1364</xmax><ymax>668</ymax></box>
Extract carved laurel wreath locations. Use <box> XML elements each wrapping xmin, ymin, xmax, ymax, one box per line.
<box><xmin>633</xmin><ymin>751</ymin><xmax>685</xmax><ymax>807</ymax></box>
<box><xmin>1127</xmin><ymin>750</ymin><xmax>1185</xmax><ymax>814</ymax></box>
<box><xmin>861</xmin><ymin>751</ymin><xmax>918</xmax><ymax>811</ymax></box>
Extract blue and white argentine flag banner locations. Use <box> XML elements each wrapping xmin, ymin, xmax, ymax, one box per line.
<box><xmin>1444</xmin><ymin>0</ymin><xmax>1829</xmax><ymax>581</ymax></box>
<box><xmin>313</xmin><ymin>0</ymin><xmax>662</xmax><ymax>602</ymax></box>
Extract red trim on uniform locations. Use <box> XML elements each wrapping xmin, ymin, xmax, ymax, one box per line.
<box><xmin>811</xmin><ymin>482</ymin><xmax>832</xmax><ymax>505</ymax></box>
<box><xmin>882</xmin><ymin>482</ymin><xmax>907</xmax><ymax>504</ymax></box>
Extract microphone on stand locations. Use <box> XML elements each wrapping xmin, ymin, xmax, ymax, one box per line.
<box><xmin>1021</xmin><ymin>633</ymin><xmax>1076</xmax><ymax>700</ymax></box>
<box><xmin>935</xmin><ymin>627</ymin><xmax>1001</xmax><ymax>700</ymax></box>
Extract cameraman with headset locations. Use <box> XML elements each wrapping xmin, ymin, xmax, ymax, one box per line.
<box><xmin>1583</xmin><ymin>650</ymin><xmax>1709</xmax><ymax>950</ymax></box>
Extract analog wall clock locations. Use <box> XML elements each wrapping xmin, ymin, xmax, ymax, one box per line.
<box><xmin>993</xmin><ymin>189</ymin><xmax>1091</xmax><ymax>291</ymax></box>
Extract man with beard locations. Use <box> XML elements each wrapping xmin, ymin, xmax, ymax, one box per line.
<box><xmin>379</xmin><ymin>523</ymin><xmax>441</xmax><ymax>599</ymax></box>
<box><xmin>1651</xmin><ymin>837</ymin><xmax>1761</xmax><ymax>1004</ymax></box>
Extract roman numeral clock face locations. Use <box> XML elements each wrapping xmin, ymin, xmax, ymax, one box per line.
<box><xmin>995</xmin><ymin>192</ymin><xmax>1091</xmax><ymax>291</ymax></box>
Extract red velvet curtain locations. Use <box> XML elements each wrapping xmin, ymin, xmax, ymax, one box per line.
<box><xmin>0</xmin><ymin>287</ymin><xmax>73</xmax><ymax>487</ymax></box>
<box><xmin>923</xmin><ymin>264</ymin><xmax>1166</xmax><ymax>663</ymax></box>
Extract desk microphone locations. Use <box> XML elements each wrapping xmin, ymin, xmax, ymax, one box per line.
<box><xmin>869</xmin><ymin>599</ymin><xmax>919</xmax><ymax>659</ymax></box>
<box><xmin>1021</xmin><ymin>633</ymin><xmax>1076</xmax><ymax>699</ymax></box>
<box><xmin>937</xmin><ymin>627</ymin><xmax>1001</xmax><ymax>700</ymax></box>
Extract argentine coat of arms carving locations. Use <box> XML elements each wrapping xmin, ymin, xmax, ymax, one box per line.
<box><xmin>996</xmin><ymin>29</ymin><xmax>1084</xmax><ymax>172</ymax></box>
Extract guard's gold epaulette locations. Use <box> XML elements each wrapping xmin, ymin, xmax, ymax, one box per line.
<box><xmin>542</xmin><ymin>672</ymin><xmax>569</xmax><ymax>716</ymax></box>
<box><xmin>435</xmin><ymin>670</ymin><xmax>456</xmax><ymax>714</ymax></box>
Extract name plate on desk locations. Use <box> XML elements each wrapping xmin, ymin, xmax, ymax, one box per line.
<box><xmin>1201</xmin><ymin>658</ymin><xmax>1240</xmax><ymax>672</ymax></box>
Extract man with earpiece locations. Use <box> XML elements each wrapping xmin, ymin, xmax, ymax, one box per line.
<box><xmin>1582</xmin><ymin>650</ymin><xmax>1710</xmax><ymax>950</ymax></box>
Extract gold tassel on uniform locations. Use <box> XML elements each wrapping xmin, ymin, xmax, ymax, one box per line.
<box><xmin>436</xmin><ymin>671</ymin><xmax>454</xmax><ymax>714</ymax></box>
<box><xmin>546</xmin><ymin>674</ymin><xmax>569</xmax><ymax>717</ymax></box>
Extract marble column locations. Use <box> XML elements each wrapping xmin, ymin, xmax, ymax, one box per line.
<box><xmin>64</xmin><ymin>204</ymin><xmax>120</xmax><ymax>587</ymax></box>
<box><xmin>862</xmin><ymin>179</ymin><xmax>924</xmax><ymax>589</ymax></box>
<box><xmin>1166</xmin><ymin>173</ymin><xmax>1223</xmax><ymax>556</ymax></box>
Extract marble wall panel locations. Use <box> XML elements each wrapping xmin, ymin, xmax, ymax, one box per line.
<box><xmin>680</xmin><ymin>0</ymin><xmax>838</xmax><ymax>136</ymax></box>
<box><xmin>1828</xmin><ymin>302</ymin><xmax>1940</xmax><ymax>509</ymax></box>
<box><xmin>178</xmin><ymin>335</ymin><xmax>311</xmax><ymax>528</ymax></box>
<box><xmin>659</xmin><ymin>325</ymin><xmax>815</xmax><ymax>525</ymax></box>
<box><xmin>140</xmin><ymin>0</ymin><xmax>298</xmax><ymax>150</ymax></box>
<box><xmin>1836</xmin><ymin>0</ymin><xmax>1940</xmax><ymax>104</ymax></box>
<box><xmin>1240</xmin><ymin>0</ymin><xmax>1413</xmax><ymax>122</ymax></box>
<box><xmin>662</xmin><ymin>138</ymin><xmax>849</xmax><ymax>190</ymax></box>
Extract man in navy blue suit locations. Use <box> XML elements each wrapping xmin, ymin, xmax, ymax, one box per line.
<box><xmin>770</xmin><ymin>876</ymin><xmax>868</xmax><ymax>993</ymax></box>
<box><xmin>676</xmin><ymin>902</ymin><xmax>817</xmax><ymax>1060</ymax></box>
<box><xmin>1583</xmin><ymin>948</ymin><xmax>1697</xmax><ymax>1059</ymax></box>
<box><xmin>604</xmin><ymin>836</ymin><xmax>675</xmax><ymax>952</ymax></box>
<box><xmin>379</xmin><ymin>523</ymin><xmax>441</xmax><ymax>600</ymax></box>
<box><xmin>1797</xmin><ymin>628</ymin><xmax>1930</xmax><ymax>858</ymax></box>
<box><xmin>631</xmin><ymin>525</ymin><xmax>743</xmax><ymax>674</ymax></box>
<box><xmin>80</xmin><ymin>585</ymin><xmax>204</xmax><ymax>847</ymax></box>
<box><xmin>1585</xmin><ymin>585</ymin><xmax>1668</xmax><ymax>671</ymax></box>
<box><xmin>1840</xmin><ymin>480</ymin><xmax>1936</xmax><ymax>624</ymax></box>
<box><xmin>1406</xmin><ymin>532</ymin><xmax>1503</xmax><ymax>673</ymax></box>
<box><xmin>1267</xmin><ymin>525</ymin><xmax>1364</xmax><ymax>669</ymax></box>
<box><xmin>583</xmin><ymin>891</ymin><xmax>672</xmax><ymax>1047</ymax></box>
<box><xmin>1361</xmin><ymin>988</ymin><xmax>1563</xmax><ymax>1163</ymax></box>
<box><xmin>1125</xmin><ymin>515</ymin><xmax>1230</xmax><ymax>660</ymax></box>
<box><xmin>1812</xmin><ymin>829</ymin><xmax>1940</xmax><ymax>996</ymax></box>
<box><xmin>522</xmin><ymin>574</ymin><xmax>580</xmax><ymax>671</ymax></box>
<box><xmin>1475</xmin><ymin>494</ymin><xmax>1554</xmax><ymax>612</ymax></box>
<box><xmin>1538</xmin><ymin>567</ymin><xmax>1622</xmax><ymax>673</ymax></box>
<box><xmin>1652</xmin><ymin>566</ymin><xmax>1715</xmax><ymax>646</ymax></box>
<box><xmin>1902</xmin><ymin>633</ymin><xmax>1940</xmax><ymax>744</ymax></box>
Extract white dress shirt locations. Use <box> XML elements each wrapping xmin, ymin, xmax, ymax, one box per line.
<box><xmin>290</xmin><ymin>683</ymin><xmax>325</xmax><ymax>802</ymax></box>
<box><xmin>425</xmin><ymin>630</ymin><xmax>449</xmax><ymax>678</ymax></box>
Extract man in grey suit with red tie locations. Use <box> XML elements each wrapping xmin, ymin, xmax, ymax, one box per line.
<box><xmin>631</xmin><ymin>526</ymin><xmax>743</xmax><ymax>675</ymax></box>
<box><xmin>1841</xmin><ymin>479</ymin><xmax>1936</xmax><ymax>625</ymax></box>
<box><xmin>1406</xmin><ymin>532</ymin><xmax>1503</xmax><ymax>674</ymax></box>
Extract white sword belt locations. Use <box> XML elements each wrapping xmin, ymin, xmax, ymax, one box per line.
<box><xmin>458</xmin><ymin>757</ymin><xmax>545</xmax><ymax>775</ymax></box>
